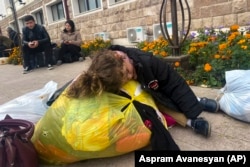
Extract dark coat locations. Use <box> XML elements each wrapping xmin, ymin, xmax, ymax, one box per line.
<box><xmin>109</xmin><ymin>45</ymin><xmax>203</xmax><ymax>119</ymax></box>
<box><xmin>8</xmin><ymin>29</ymin><xmax>19</xmax><ymax>47</ymax></box>
<box><xmin>22</xmin><ymin>24</ymin><xmax>51</xmax><ymax>46</ymax></box>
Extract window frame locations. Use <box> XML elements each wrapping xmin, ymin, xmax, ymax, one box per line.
<box><xmin>17</xmin><ymin>15</ymin><xmax>28</xmax><ymax>33</ymax></box>
<box><xmin>32</xmin><ymin>9</ymin><xmax>45</xmax><ymax>25</ymax></box>
<box><xmin>108</xmin><ymin>0</ymin><xmax>136</xmax><ymax>8</ymax></box>
<box><xmin>45</xmin><ymin>0</ymin><xmax>66</xmax><ymax>25</ymax></box>
<box><xmin>71</xmin><ymin>0</ymin><xmax>102</xmax><ymax>17</ymax></box>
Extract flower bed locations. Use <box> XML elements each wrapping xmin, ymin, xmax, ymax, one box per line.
<box><xmin>7</xmin><ymin>47</ymin><xmax>22</xmax><ymax>65</ymax></box>
<box><xmin>137</xmin><ymin>24</ymin><xmax>250</xmax><ymax>88</ymax></box>
<box><xmin>81</xmin><ymin>38</ymin><xmax>111</xmax><ymax>57</ymax></box>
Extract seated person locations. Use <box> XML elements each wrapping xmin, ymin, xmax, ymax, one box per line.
<box><xmin>0</xmin><ymin>35</ymin><xmax>13</xmax><ymax>57</ymax></box>
<box><xmin>22</xmin><ymin>15</ymin><xmax>54</xmax><ymax>74</ymax></box>
<box><xmin>56</xmin><ymin>20</ymin><xmax>83</xmax><ymax>65</ymax></box>
<box><xmin>6</xmin><ymin>27</ymin><xmax>20</xmax><ymax>47</ymax></box>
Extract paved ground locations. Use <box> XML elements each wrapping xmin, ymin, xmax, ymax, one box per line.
<box><xmin>0</xmin><ymin>57</ymin><xmax>250</xmax><ymax>167</ymax></box>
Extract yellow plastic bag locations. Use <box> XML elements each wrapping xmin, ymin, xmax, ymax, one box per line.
<box><xmin>32</xmin><ymin>80</ymin><xmax>167</xmax><ymax>164</ymax></box>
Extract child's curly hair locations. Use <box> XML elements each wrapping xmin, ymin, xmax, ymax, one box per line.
<box><xmin>66</xmin><ymin>50</ymin><xmax>124</xmax><ymax>98</ymax></box>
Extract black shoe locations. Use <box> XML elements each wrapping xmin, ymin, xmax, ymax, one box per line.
<box><xmin>47</xmin><ymin>64</ymin><xmax>54</xmax><ymax>70</ymax></box>
<box><xmin>191</xmin><ymin>117</ymin><xmax>211</xmax><ymax>138</ymax></box>
<box><xmin>199</xmin><ymin>97</ymin><xmax>219</xmax><ymax>113</ymax></box>
<box><xmin>22</xmin><ymin>66</ymin><xmax>33</xmax><ymax>74</ymax></box>
<box><xmin>57</xmin><ymin>60</ymin><xmax>62</xmax><ymax>66</ymax></box>
<box><xmin>78</xmin><ymin>57</ymin><xmax>84</xmax><ymax>62</ymax></box>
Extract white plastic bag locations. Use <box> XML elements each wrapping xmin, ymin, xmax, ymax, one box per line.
<box><xmin>219</xmin><ymin>70</ymin><xmax>250</xmax><ymax>122</ymax></box>
<box><xmin>0</xmin><ymin>81</ymin><xmax>58</xmax><ymax>123</ymax></box>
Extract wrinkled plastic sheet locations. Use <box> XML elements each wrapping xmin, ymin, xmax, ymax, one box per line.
<box><xmin>0</xmin><ymin>81</ymin><xmax>57</xmax><ymax>123</ymax></box>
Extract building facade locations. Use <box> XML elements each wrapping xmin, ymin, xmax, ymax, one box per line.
<box><xmin>0</xmin><ymin>0</ymin><xmax>250</xmax><ymax>46</ymax></box>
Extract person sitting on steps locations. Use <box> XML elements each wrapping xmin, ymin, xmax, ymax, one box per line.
<box><xmin>22</xmin><ymin>15</ymin><xmax>54</xmax><ymax>74</ymax></box>
<box><xmin>6</xmin><ymin>27</ymin><xmax>20</xmax><ymax>48</ymax></box>
<box><xmin>56</xmin><ymin>20</ymin><xmax>84</xmax><ymax>66</ymax></box>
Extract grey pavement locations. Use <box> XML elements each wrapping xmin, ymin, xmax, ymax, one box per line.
<box><xmin>0</xmin><ymin>57</ymin><xmax>250</xmax><ymax>167</ymax></box>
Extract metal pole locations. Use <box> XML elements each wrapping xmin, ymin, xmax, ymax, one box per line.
<box><xmin>171</xmin><ymin>0</ymin><xmax>180</xmax><ymax>56</ymax></box>
<box><xmin>160</xmin><ymin>0</ymin><xmax>191</xmax><ymax>56</ymax></box>
<box><xmin>9</xmin><ymin>0</ymin><xmax>22</xmax><ymax>47</ymax></box>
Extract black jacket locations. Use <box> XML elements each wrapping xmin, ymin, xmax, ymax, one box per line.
<box><xmin>8</xmin><ymin>29</ymin><xmax>19</xmax><ymax>47</ymax></box>
<box><xmin>22</xmin><ymin>24</ymin><xmax>51</xmax><ymax>46</ymax></box>
<box><xmin>109</xmin><ymin>45</ymin><xmax>203</xmax><ymax>119</ymax></box>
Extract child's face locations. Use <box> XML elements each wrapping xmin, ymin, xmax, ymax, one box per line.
<box><xmin>114</xmin><ymin>51</ymin><xmax>136</xmax><ymax>84</ymax></box>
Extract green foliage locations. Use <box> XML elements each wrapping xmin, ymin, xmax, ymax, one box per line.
<box><xmin>81</xmin><ymin>38</ymin><xmax>111</xmax><ymax>57</ymax></box>
<box><xmin>137</xmin><ymin>24</ymin><xmax>250</xmax><ymax>88</ymax></box>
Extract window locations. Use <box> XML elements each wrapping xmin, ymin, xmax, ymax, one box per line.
<box><xmin>34</xmin><ymin>10</ymin><xmax>44</xmax><ymax>25</ymax></box>
<box><xmin>18</xmin><ymin>17</ymin><xmax>26</xmax><ymax>31</ymax></box>
<box><xmin>109</xmin><ymin>0</ymin><xmax>126</xmax><ymax>5</ymax></box>
<box><xmin>51</xmin><ymin>2</ymin><xmax>65</xmax><ymax>21</ymax></box>
<box><xmin>78</xmin><ymin>0</ymin><xmax>101</xmax><ymax>13</ymax></box>
<box><xmin>45</xmin><ymin>0</ymin><xmax>66</xmax><ymax>24</ymax></box>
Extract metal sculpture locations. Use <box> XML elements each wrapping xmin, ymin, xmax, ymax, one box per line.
<box><xmin>160</xmin><ymin>0</ymin><xmax>191</xmax><ymax>56</ymax></box>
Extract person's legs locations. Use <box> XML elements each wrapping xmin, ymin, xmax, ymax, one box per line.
<box><xmin>157</xmin><ymin>103</ymin><xmax>187</xmax><ymax>127</ymax></box>
<box><xmin>67</xmin><ymin>44</ymin><xmax>82</xmax><ymax>61</ymax></box>
<box><xmin>22</xmin><ymin>45</ymin><xmax>35</xmax><ymax>73</ymax></box>
<box><xmin>198</xmin><ymin>97</ymin><xmax>219</xmax><ymax>113</ymax></box>
<box><xmin>57</xmin><ymin>43</ymin><xmax>67</xmax><ymax>65</ymax></box>
<box><xmin>40</xmin><ymin>43</ymin><xmax>54</xmax><ymax>69</ymax></box>
<box><xmin>157</xmin><ymin>103</ymin><xmax>211</xmax><ymax>138</ymax></box>
<box><xmin>0</xmin><ymin>45</ymin><xmax>7</xmax><ymax>57</ymax></box>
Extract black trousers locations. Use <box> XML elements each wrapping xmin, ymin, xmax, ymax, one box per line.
<box><xmin>22</xmin><ymin>43</ymin><xmax>53</xmax><ymax>69</ymax></box>
<box><xmin>58</xmin><ymin>44</ymin><xmax>81</xmax><ymax>61</ymax></box>
<box><xmin>0</xmin><ymin>45</ymin><xmax>7</xmax><ymax>57</ymax></box>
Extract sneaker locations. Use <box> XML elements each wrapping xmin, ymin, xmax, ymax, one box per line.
<box><xmin>47</xmin><ymin>64</ymin><xmax>54</xmax><ymax>70</ymax></box>
<box><xmin>79</xmin><ymin>57</ymin><xmax>84</xmax><ymax>62</ymax></box>
<box><xmin>191</xmin><ymin>117</ymin><xmax>211</xmax><ymax>138</ymax></box>
<box><xmin>57</xmin><ymin>60</ymin><xmax>62</xmax><ymax>66</ymax></box>
<box><xmin>23</xmin><ymin>67</ymin><xmax>29</xmax><ymax>74</ymax></box>
<box><xmin>23</xmin><ymin>69</ymin><xmax>33</xmax><ymax>74</ymax></box>
<box><xmin>199</xmin><ymin>97</ymin><xmax>219</xmax><ymax>113</ymax></box>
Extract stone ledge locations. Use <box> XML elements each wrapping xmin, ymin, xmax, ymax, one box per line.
<box><xmin>162</xmin><ymin>54</ymin><xmax>190</xmax><ymax>69</ymax></box>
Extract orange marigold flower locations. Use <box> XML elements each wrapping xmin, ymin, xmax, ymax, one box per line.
<box><xmin>241</xmin><ymin>45</ymin><xmax>247</xmax><ymax>50</ymax></box>
<box><xmin>142</xmin><ymin>47</ymin><xmax>148</xmax><ymax>51</ymax></box>
<box><xmin>174</xmin><ymin>61</ymin><xmax>180</xmax><ymax>67</ymax></box>
<box><xmin>214</xmin><ymin>54</ymin><xmax>221</xmax><ymax>59</ymax></box>
<box><xmin>204</xmin><ymin>63</ymin><xmax>212</xmax><ymax>72</ymax></box>
<box><xmin>188</xmin><ymin>47</ymin><xmax>197</xmax><ymax>54</ymax></box>
<box><xmin>230</xmin><ymin>24</ymin><xmax>239</xmax><ymax>31</ymax></box>
<box><xmin>153</xmin><ymin>50</ymin><xmax>159</xmax><ymax>55</ymax></box>
<box><xmin>219</xmin><ymin>43</ymin><xmax>227</xmax><ymax>50</ymax></box>
<box><xmin>228</xmin><ymin>34</ymin><xmax>236</xmax><ymax>41</ymax></box>
<box><xmin>245</xmin><ymin>34</ymin><xmax>250</xmax><ymax>39</ymax></box>
<box><xmin>159</xmin><ymin>51</ymin><xmax>168</xmax><ymax>57</ymax></box>
<box><xmin>237</xmin><ymin>39</ymin><xmax>246</xmax><ymax>45</ymax></box>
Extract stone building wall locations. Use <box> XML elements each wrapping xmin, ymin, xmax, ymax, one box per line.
<box><xmin>0</xmin><ymin>0</ymin><xmax>250</xmax><ymax>45</ymax></box>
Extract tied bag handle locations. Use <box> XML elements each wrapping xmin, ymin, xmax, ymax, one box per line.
<box><xmin>0</xmin><ymin>119</ymin><xmax>34</xmax><ymax>139</ymax></box>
